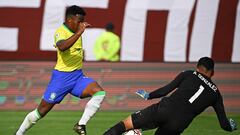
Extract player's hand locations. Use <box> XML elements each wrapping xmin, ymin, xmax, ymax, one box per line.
<box><xmin>76</xmin><ymin>22</ymin><xmax>91</xmax><ymax>35</ymax></box>
<box><xmin>81</xmin><ymin>22</ymin><xmax>91</xmax><ymax>28</ymax></box>
<box><xmin>136</xmin><ymin>90</ymin><xmax>149</xmax><ymax>100</ymax></box>
<box><xmin>229</xmin><ymin>118</ymin><xmax>237</xmax><ymax>131</ymax></box>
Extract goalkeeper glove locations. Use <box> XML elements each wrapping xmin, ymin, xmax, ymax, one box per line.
<box><xmin>136</xmin><ymin>90</ymin><xmax>149</xmax><ymax>100</ymax></box>
<box><xmin>229</xmin><ymin>118</ymin><xmax>237</xmax><ymax>131</ymax></box>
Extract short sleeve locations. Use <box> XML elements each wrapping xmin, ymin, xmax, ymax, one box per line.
<box><xmin>54</xmin><ymin>29</ymin><xmax>66</xmax><ymax>47</ymax></box>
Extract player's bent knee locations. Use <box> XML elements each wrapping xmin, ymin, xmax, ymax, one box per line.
<box><xmin>37</xmin><ymin>100</ymin><xmax>55</xmax><ymax>117</ymax></box>
<box><xmin>83</xmin><ymin>82</ymin><xmax>105</xmax><ymax>96</ymax></box>
<box><xmin>92</xmin><ymin>82</ymin><xmax>104</xmax><ymax>91</ymax></box>
<box><xmin>92</xmin><ymin>90</ymin><xmax>106</xmax><ymax>97</ymax></box>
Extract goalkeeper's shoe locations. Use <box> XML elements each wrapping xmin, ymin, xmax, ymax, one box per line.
<box><xmin>73</xmin><ymin>123</ymin><xmax>87</xmax><ymax>135</ymax></box>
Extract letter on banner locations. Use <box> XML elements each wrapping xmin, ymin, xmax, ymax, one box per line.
<box><xmin>0</xmin><ymin>0</ymin><xmax>41</xmax><ymax>51</ymax></box>
<box><xmin>164</xmin><ymin>0</ymin><xmax>195</xmax><ymax>62</ymax></box>
<box><xmin>189</xmin><ymin>0</ymin><xmax>219</xmax><ymax>62</ymax></box>
<box><xmin>121</xmin><ymin>0</ymin><xmax>174</xmax><ymax>61</ymax></box>
<box><xmin>232</xmin><ymin>2</ymin><xmax>240</xmax><ymax>62</ymax></box>
<box><xmin>121</xmin><ymin>0</ymin><xmax>194</xmax><ymax>62</ymax></box>
<box><xmin>0</xmin><ymin>0</ymin><xmax>40</xmax><ymax>8</ymax></box>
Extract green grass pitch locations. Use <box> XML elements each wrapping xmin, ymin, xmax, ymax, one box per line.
<box><xmin>1</xmin><ymin>111</ymin><xmax>239</xmax><ymax>135</ymax></box>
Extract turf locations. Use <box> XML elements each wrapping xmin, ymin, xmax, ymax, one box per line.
<box><xmin>1</xmin><ymin>111</ymin><xmax>239</xmax><ymax>135</ymax></box>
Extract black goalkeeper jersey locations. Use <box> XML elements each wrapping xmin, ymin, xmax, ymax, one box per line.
<box><xmin>149</xmin><ymin>70</ymin><xmax>232</xmax><ymax>131</ymax></box>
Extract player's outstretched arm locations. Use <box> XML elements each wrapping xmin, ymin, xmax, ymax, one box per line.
<box><xmin>213</xmin><ymin>92</ymin><xmax>238</xmax><ymax>132</ymax></box>
<box><xmin>135</xmin><ymin>90</ymin><xmax>149</xmax><ymax>100</ymax></box>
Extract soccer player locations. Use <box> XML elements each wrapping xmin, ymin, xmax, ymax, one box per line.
<box><xmin>16</xmin><ymin>5</ymin><xmax>106</xmax><ymax>135</ymax></box>
<box><xmin>103</xmin><ymin>57</ymin><xmax>237</xmax><ymax>135</ymax></box>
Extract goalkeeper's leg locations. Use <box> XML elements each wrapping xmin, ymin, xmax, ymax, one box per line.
<box><xmin>103</xmin><ymin>115</ymin><xmax>134</xmax><ymax>135</ymax></box>
<box><xmin>103</xmin><ymin>103</ymin><xmax>159</xmax><ymax>135</ymax></box>
<box><xmin>103</xmin><ymin>121</ymin><xmax>127</xmax><ymax>135</ymax></box>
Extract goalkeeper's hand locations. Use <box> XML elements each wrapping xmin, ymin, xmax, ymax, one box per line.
<box><xmin>136</xmin><ymin>90</ymin><xmax>149</xmax><ymax>100</ymax></box>
<box><xmin>229</xmin><ymin>118</ymin><xmax>237</xmax><ymax>131</ymax></box>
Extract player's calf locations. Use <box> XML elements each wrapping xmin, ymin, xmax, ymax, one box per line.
<box><xmin>15</xmin><ymin>109</ymin><xmax>41</xmax><ymax>135</ymax></box>
<box><xmin>75</xmin><ymin>91</ymin><xmax>106</xmax><ymax>134</ymax></box>
<box><xmin>78</xmin><ymin>91</ymin><xmax>106</xmax><ymax>125</ymax></box>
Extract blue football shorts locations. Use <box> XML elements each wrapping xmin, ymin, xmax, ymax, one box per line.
<box><xmin>43</xmin><ymin>69</ymin><xmax>95</xmax><ymax>104</ymax></box>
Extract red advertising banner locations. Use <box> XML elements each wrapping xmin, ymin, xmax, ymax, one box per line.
<box><xmin>0</xmin><ymin>0</ymin><xmax>239</xmax><ymax>62</ymax></box>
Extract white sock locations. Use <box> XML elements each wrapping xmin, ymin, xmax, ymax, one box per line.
<box><xmin>78</xmin><ymin>91</ymin><xmax>106</xmax><ymax>125</ymax></box>
<box><xmin>16</xmin><ymin>109</ymin><xmax>41</xmax><ymax>135</ymax></box>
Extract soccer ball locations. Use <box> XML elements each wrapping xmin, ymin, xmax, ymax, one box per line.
<box><xmin>123</xmin><ymin>129</ymin><xmax>142</xmax><ymax>135</ymax></box>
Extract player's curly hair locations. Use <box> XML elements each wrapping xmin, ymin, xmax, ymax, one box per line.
<box><xmin>65</xmin><ymin>5</ymin><xmax>86</xmax><ymax>19</ymax></box>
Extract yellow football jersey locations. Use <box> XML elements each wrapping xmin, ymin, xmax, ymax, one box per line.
<box><xmin>53</xmin><ymin>24</ymin><xmax>83</xmax><ymax>72</ymax></box>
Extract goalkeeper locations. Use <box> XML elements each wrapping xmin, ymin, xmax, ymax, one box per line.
<box><xmin>103</xmin><ymin>57</ymin><xmax>237</xmax><ymax>135</ymax></box>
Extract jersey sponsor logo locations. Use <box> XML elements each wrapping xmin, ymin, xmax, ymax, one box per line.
<box><xmin>56</xmin><ymin>33</ymin><xmax>60</xmax><ymax>38</ymax></box>
<box><xmin>193</xmin><ymin>71</ymin><xmax>217</xmax><ymax>92</ymax></box>
<box><xmin>55</xmin><ymin>33</ymin><xmax>61</xmax><ymax>41</ymax></box>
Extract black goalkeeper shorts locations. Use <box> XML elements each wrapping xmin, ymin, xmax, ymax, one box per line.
<box><xmin>131</xmin><ymin>102</ymin><xmax>192</xmax><ymax>135</ymax></box>
<box><xmin>131</xmin><ymin>103</ymin><xmax>160</xmax><ymax>130</ymax></box>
